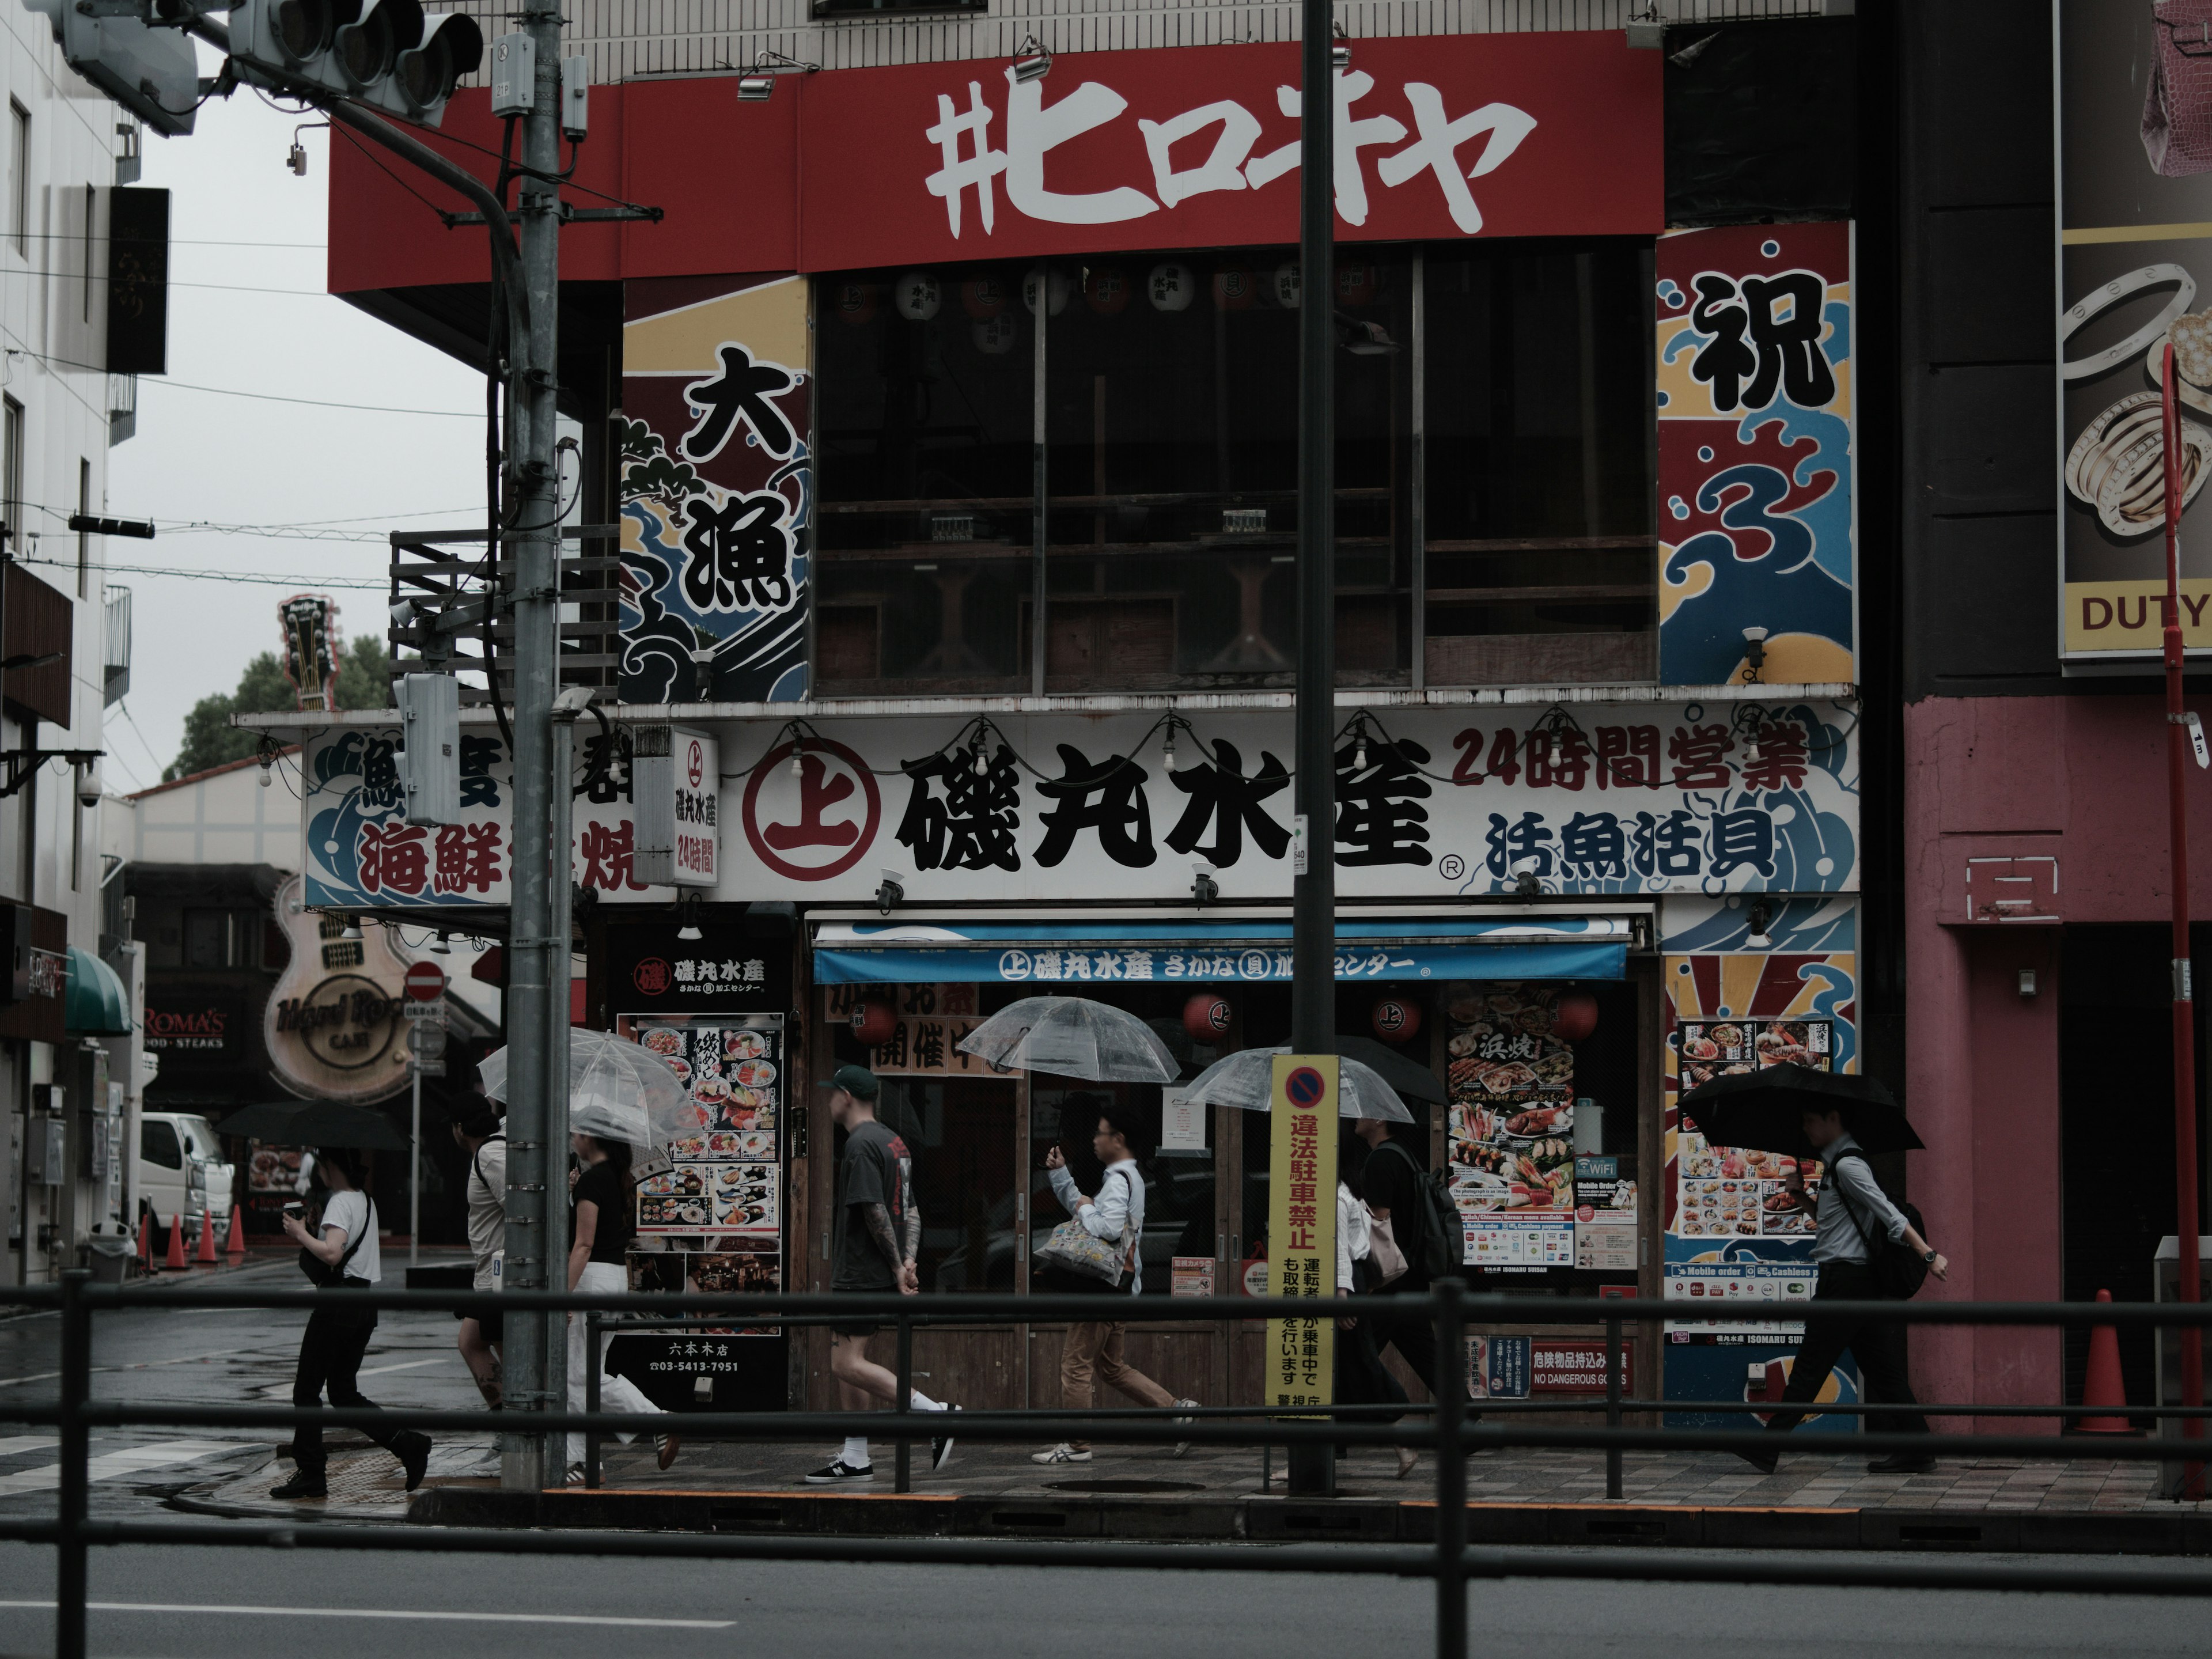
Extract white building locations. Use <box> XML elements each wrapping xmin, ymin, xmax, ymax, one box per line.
<box><xmin>1</xmin><ymin>0</ymin><xmax>147</xmax><ymax>1286</ymax></box>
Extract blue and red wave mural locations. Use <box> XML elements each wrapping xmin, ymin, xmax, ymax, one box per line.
<box><xmin>1657</xmin><ymin>223</ymin><xmax>1854</xmax><ymax>688</ymax></box>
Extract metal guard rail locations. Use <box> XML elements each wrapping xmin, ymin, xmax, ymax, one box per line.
<box><xmin>5</xmin><ymin>1274</ymin><xmax>2211</xmax><ymax>1659</ymax></box>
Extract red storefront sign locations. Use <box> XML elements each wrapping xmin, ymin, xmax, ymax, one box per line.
<box><xmin>328</xmin><ymin>32</ymin><xmax>1660</xmax><ymax>295</ymax></box>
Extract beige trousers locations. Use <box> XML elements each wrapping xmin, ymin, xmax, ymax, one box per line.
<box><xmin>1060</xmin><ymin>1320</ymin><xmax>1173</xmax><ymax>1452</ymax></box>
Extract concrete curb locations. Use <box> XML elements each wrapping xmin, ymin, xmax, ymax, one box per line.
<box><xmin>407</xmin><ymin>1486</ymin><xmax>2212</xmax><ymax>1555</ymax></box>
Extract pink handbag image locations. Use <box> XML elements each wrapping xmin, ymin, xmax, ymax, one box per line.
<box><xmin>2145</xmin><ymin>0</ymin><xmax>2212</xmax><ymax>175</ymax></box>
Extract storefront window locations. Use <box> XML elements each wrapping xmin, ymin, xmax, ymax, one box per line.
<box><xmin>1422</xmin><ymin>244</ymin><xmax>1657</xmax><ymax>687</ymax></box>
<box><xmin>877</xmin><ymin>1075</ymin><xmax>1021</xmax><ymax>1293</ymax></box>
<box><xmin>814</xmin><ymin>265</ymin><xmax>1035</xmax><ymax>694</ymax></box>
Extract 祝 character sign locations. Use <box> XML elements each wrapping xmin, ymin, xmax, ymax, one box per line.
<box><xmin>620</xmin><ymin>275</ymin><xmax>812</xmax><ymax>704</ymax></box>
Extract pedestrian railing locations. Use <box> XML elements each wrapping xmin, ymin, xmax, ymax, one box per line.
<box><xmin>5</xmin><ymin>1275</ymin><xmax>2212</xmax><ymax>1659</ymax></box>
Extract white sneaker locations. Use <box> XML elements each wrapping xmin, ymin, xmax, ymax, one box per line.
<box><xmin>1171</xmin><ymin>1399</ymin><xmax>1200</xmax><ymax>1459</ymax></box>
<box><xmin>1031</xmin><ymin>1443</ymin><xmax>1092</xmax><ymax>1464</ymax></box>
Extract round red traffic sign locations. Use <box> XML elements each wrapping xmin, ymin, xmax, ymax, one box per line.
<box><xmin>404</xmin><ymin>961</ymin><xmax>448</xmax><ymax>1002</ymax></box>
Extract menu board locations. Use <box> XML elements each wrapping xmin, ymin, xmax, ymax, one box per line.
<box><xmin>1671</xmin><ymin>1017</ymin><xmax>1830</xmax><ymax>1245</ymax></box>
<box><xmin>623</xmin><ymin>1014</ymin><xmax>781</xmax><ymax>1241</ymax></box>
<box><xmin>1445</xmin><ymin>986</ymin><xmax>1577</xmax><ymax>1269</ymax></box>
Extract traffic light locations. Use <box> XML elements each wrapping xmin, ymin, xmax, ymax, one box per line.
<box><xmin>21</xmin><ymin>0</ymin><xmax>202</xmax><ymax>137</ymax></box>
<box><xmin>230</xmin><ymin>0</ymin><xmax>483</xmax><ymax>127</ymax></box>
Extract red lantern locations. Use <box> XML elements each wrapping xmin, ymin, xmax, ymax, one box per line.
<box><xmin>1551</xmin><ymin>990</ymin><xmax>1599</xmax><ymax>1044</ymax></box>
<box><xmin>850</xmin><ymin>999</ymin><xmax>897</xmax><ymax>1047</ymax></box>
<box><xmin>1183</xmin><ymin>992</ymin><xmax>1233</xmax><ymax>1040</ymax></box>
<box><xmin>1370</xmin><ymin>997</ymin><xmax>1421</xmax><ymax>1043</ymax></box>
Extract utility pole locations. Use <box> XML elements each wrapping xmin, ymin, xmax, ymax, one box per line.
<box><xmin>1286</xmin><ymin>0</ymin><xmax>1336</xmax><ymax>1501</ymax></box>
<box><xmin>497</xmin><ymin>1</ymin><xmax>568</xmax><ymax>1492</ymax></box>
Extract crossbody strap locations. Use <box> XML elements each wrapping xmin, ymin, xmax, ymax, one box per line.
<box><xmin>1827</xmin><ymin>1151</ymin><xmax>1884</xmax><ymax>1257</ymax></box>
<box><xmin>330</xmin><ymin>1195</ymin><xmax>372</xmax><ymax>1278</ymax></box>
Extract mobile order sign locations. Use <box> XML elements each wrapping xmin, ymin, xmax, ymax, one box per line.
<box><xmin>1267</xmin><ymin>1056</ymin><xmax>1338</xmax><ymax>1411</ymax></box>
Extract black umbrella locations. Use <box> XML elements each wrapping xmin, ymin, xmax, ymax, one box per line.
<box><xmin>1677</xmin><ymin>1066</ymin><xmax>1923</xmax><ymax>1158</ymax></box>
<box><xmin>212</xmin><ymin>1100</ymin><xmax>410</xmax><ymax>1153</ymax></box>
<box><xmin>1334</xmin><ymin>1036</ymin><xmax>1448</xmax><ymax>1106</ymax></box>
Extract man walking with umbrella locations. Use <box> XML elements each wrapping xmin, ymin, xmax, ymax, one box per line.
<box><xmin>1741</xmin><ymin>1103</ymin><xmax>1947</xmax><ymax>1475</ymax></box>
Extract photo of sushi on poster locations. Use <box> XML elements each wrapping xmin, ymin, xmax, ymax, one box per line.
<box><xmin>1445</xmin><ymin>986</ymin><xmax>1578</xmax><ymax>1270</ymax></box>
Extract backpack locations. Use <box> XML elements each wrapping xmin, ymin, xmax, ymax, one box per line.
<box><xmin>1829</xmin><ymin>1150</ymin><xmax>1930</xmax><ymax>1300</ymax></box>
<box><xmin>1373</xmin><ymin>1139</ymin><xmax>1461</xmax><ymax>1283</ymax></box>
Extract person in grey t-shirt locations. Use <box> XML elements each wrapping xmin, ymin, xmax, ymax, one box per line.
<box><xmin>1738</xmin><ymin>1107</ymin><xmax>1949</xmax><ymax>1478</ymax></box>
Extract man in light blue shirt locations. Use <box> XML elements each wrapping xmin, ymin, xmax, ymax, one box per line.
<box><xmin>1740</xmin><ymin>1107</ymin><xmax>1948</xmax><ymax>1477</ymax></box>
<box><xmin>1032</xmin><ymin>1095</ymin><xmax>1198</xmax><ymax>1465</ymax></box>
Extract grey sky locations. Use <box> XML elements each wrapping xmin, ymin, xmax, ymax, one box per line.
<box><xmin>107</xmin><ymin>72</ymin><xmax>486</xmax><ymax>790</ymax></box>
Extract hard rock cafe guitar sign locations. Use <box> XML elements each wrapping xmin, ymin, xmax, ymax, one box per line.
<box><xmin>263</xmin><ymin>873</ymin><xmax>415</xmax><ymax>1105</ymax></box>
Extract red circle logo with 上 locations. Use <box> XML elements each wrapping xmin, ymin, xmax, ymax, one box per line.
<box><xmin>687</xmin><ymin>739</ymin><xmax>704</xmax><ymax>788</ymax></box>
<box><xmin>743</xmin><ymin>738</ymin><xmax>882</xmax><ymax>882</ymax></box>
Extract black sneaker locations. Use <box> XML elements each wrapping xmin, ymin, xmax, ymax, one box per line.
<box><xmin>1866</xmin><ymin>1453</ymin><xmax>1936</xmax><ymax>1475</ymax></box>
<box><xmin>804</xmin><ymin>1459</ymin><xmax>875</xmax><ymax>1485</ymax></box>
<box><xmin>394</xmin><ymin>1430</ymin><xmax>432</xmax><ymax>1493</ymax></box>
<box><xmin>930</xmin><ymin>1405</ymin><xmax>960</xmax><ymax>1472</ymax></box>
<box><xmin>270</xmin><ymin>1471</ymin><xmax>327</xmax><ymax>1500</ymax></box>
<box><xmin>1733</xmin><ymin>1446</ymin><xmax>1780</xmax><ymax>1476</ymax></box>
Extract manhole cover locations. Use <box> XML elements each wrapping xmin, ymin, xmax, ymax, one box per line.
<box><xmin>1044</xmin><ymin>1479</ymin><xmax>1206</xmax><ymax>1494</ymax></box>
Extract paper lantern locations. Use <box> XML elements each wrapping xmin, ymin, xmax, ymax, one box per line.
<box><xmin>1212</xmin><ymin>266</ymin><xmax>1256</xmax><ymax>311</ymax></box>
<box><xmin>1023</xmin><ymin>267</ymin><xmax>1072</xmax><ymax>316</ymax></box>
<box><xmin>1148</xmin><ymin>262</ymin><xmax>1195</xmax><ymax>312</ymax></box>
<box><xmin>1370</xmin><ymin>997</ymin><xmax>1421</xmax><ymax>1043</ymax></box>
<box><xmin>830</xmin><ymin>281</ymin><xmax>880</xmax><ymax>325</ymax></box>
<box><xmin>1084</xmin><ymin>267</ymin><xmax>1131</xmax><ymax>315</ymax></box>
<box><xmin>850</xmin><ymin>1000</ymin><xmax>898</xmax><ymax>1047</ymax></box>
<box><xmin>1336</xmin><ymin>261</ymin><xmax>1378</xmax><ymax>307</ymax></box>
<box><xmin>1271</xmin><ymin>262</ymin><xmax>1302</xmax><ymax>309</ymax></box>
<box><xmin>961</xmin><ymin>276</ymin><xmax>1010</xmax><ymax>320</ymax></box>
<box><xmin>972</xmin><ymin>313</ymin><xmax>1020</xmax><ymax>355</ymax></box>
<box><xmin>1551</xmin><ymin>990</ymin><xmax>1599</xmax><ymax>1044</ymax></box>
<box><xmin>894</xmin><ymin>272</ymin><xmax>941</xmax><ymax>321</ymax></box>
<box><xmin>1183</xmin><ymin>992</ymin><xmax>1233</xmax><ymax>1041</ymax></box>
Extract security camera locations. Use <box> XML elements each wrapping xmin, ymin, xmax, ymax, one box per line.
<box><xmin>74</xmin><ymin>766</ymin><xmax>100</xmax><ymax>809</ymax></box>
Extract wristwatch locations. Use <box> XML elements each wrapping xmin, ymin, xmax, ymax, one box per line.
<box><xmin>1921</xmin><ymin>1249</ymin><xmax>1937</xmax><ymax>1263</ymax></box>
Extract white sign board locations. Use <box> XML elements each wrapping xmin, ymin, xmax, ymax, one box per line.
<box><xmin>1160</xmin><ymin>1086</ymin><xmax>1206</xmax><ymax>1153</ymax></box>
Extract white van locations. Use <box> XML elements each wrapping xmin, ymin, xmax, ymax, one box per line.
<box><xmin>136</xmin><ymin>1112</ymin><xmax>237</xmax><ymax>1246</ymax></box>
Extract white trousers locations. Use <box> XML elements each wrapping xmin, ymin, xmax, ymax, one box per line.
<box><xmin>568</xmin><ymin>1259</ymin><xmax>663</xmax><ymax>1465</ymax></box>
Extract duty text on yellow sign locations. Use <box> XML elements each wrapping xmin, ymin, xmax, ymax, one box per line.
<box><xmin>1267</xmin><ymin>1054</ymin><xmax>1337</xmax><ymax>1412</ymax></box>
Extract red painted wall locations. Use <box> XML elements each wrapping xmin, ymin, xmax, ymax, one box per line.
<box><xmin>1904</xmin><ymin>692</ymin><xmax>2212</xmax><ymax>1425</ymax></box>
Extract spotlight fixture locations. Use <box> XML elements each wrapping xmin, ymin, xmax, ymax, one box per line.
<box><xmin>338</xmin><ymin>914</ymin><xmax>364</xmax><ymax>942</ymax></box>
<box><xmin>1011</xmin><ymin>33</ymin><xmax>1051</xmax><ymax>82</ymax></box>
<box><xmin>431</xmin><ymin>931</ymin><xmax>453</xmax><ymax>956</ymax></box>
<box><xmin>1330</xmin><ymin>24</ymin><xmax>1350</xmax><ymax>69</ymax></box>
<box><xmin>737</xmin><ymin>74</ymin><xmax>774</xmax><ymax>100</ymax></box>
<box><xmin>1514</xmin><ymin>869</ymin><xmax>1543</xmax><ymax>899</ymax></box>
<box><xmin>736</xmin><ymin>46</ymin><xmax>817</xmax><ymax>101</ymax></box>
<box><xmin>1744</xmin><ymin>900</ymin><xmax>1774</xmax><ymax>951</ymax></box>
<box><xmin>1742</xmin><ymin>626</ymin><xmax>1768</xmax><ymax>682</ymax></box>
<box><xmin>876</xmin><ymin>870</ymin><xmax>906</xmax><ymax>916</ymax></box>
<box><xmin>1192</xmin><ymin>865</ymin><xmax>1219</xmax><ymax>906</ymax></box>
<box><xmin>1668</xmin><ymin>31</ymin><xmax>1719</xmax><ymax>68</ymax></box>
<box><xmin>1163</xmin><ymin>726</ymin><xmax>1177</xmax><ymax>774</ymax></box>
<box><xmin>675</xmin><ymin>890</ymin><xmax>704</xmax><ymax>942</ymax></box>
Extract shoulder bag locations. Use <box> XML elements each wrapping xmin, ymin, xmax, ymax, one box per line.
<box><xmin>1828</xmin><ymin>1152</ymin><xmax>1930</xmax><ymax>1300</ymax></box>
<box><xmin>1033</xmin><ymin>1168</ymin><xmax>1141</xmax><ymax>1288</ymax></box>
<box><xmin>299</xmin><ymin>1195</ymin><xmax>374</xmax><ymax>1289</ymax></box>
<box><xmin>2146</xmin><ymin>1</ymin><xmax>2212</xmax><ymax>176</ymax></box>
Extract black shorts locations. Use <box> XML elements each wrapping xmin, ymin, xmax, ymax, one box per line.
<box><xmin>830</xmin><ymin>1323</ymin><xmax>880</xmax><ymax>1340</ymax></box>
<box><xmin>466</xmin><ymin>1307</ymin><xmax>503</xmax><ymax>1344</ymax></box>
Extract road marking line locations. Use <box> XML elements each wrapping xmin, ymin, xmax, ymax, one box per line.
<box><xmin>0</xmin><ymin>1602</ymin><xmax>733</xmax><ymax>1628</ymax></box>
<box><xmin>0</xmin><ymin>1436</ymin><xmax>58</xmax><ymax>1457</ymax></box>
<box><xmin>0</xmin><ymin>1351</ymin><xmax>262</xmax><ymax>1389</ymax></box>
<box><xmin>0</xmin><ymin>1440</ymin><xmax>236</xmax><ymax>1497</ymax></box>
<box><xmin>354</xmin><ymin>1356</ymin><xmax>457</xmax><ymax>1377</ymax></box>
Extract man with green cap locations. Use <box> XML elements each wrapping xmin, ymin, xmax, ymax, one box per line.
<box><xmin>808</xmin><ymin>1064</ymin><xmax>957</xmax><ymax>1483</ymax></box>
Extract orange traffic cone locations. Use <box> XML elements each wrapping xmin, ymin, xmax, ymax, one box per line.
<box><xmin>162</xmin><ymin>1207</ymin><xmax>187</xmax><ymax>1271</ymax></box>
<box><xmin>195</xmin><ymin>1210</ymin><xmax>218</xmax><ymax>1266</ymax></box>
<box><xmin>225</xmin><ymin>1203</ymin><xmax>247</xmax><ymax>1264</ymax></box>
<box><xmin>2076</xmin><ymin>1289</ymin><xmax>2135</xmax><ymax>1434</ymax></box>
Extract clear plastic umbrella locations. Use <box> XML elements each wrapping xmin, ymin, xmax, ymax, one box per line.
<box><xmin>478</xmin><ymin>1028</ymin><xmax>689</xmax><ymax>1147</ymax></box>
<box><xmin>1179</xmin><ymin>1046</ymin><xmax>1416</xmax><ymax>1123</ymax></box>
<box><xmin>955</xmin><ymin>995</ymin><xmax>1179</xmax><ymax>1082</ymax></box>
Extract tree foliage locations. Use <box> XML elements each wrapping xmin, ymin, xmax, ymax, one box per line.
<box><xmin>164</xmin><ymin>634</ymin><xmax>392</xmax><ymax>782</ymax></box>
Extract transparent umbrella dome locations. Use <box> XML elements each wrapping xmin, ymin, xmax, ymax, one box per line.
<box><xmin>954</xmin><ymin>995</ymin><xmax>1179</xmax><ymax>1082</ymax></box>
<box><xmin>1179</xmin><ymin>1047</ymin><xmax>1416</xmax><ymax>1123</ymax></box>
<box><xmin>479</xmin><ymin>1028</ymin><xmax>691</xmax><ymax>1148</ymax></box>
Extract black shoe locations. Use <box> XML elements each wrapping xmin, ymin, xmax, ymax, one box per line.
<box><xmin>804</xmin><ymin>1459</ymin><xmax>875</xmax><ymax>1485</ymax></box>
<box><xmin>395</xmin><ymin>1431</ymin><xmax>431</xmax><ymax>1493</ymax></box>
<box><xmin>1734</xmin><ymin>1446</ymin><xmax>1779</xmax><ymax>1475</ymax></box>
<box><xmin>930</xmin><ymin>1404</ymin><xmax>960</xmax><ymax>1472</ymax></box>
<box><xmin>1866</xmin><ymin>1453</ymin><xmax>1936</xmax><ymax>1475</ymax></box>
<box><xmin>270</xmin><ymin>1471</ymin><xmax>327</xmax><ymax>1500</ymax></box>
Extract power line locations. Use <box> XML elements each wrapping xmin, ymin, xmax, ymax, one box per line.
<box><xmin>18</xmin><ymin>552</ymin><xmax>389</xmax><ymax>589</ymax></box>
<box><xmin>14</xmin><ymin>351</ymin><xmax>483</xmax><ymax>416</ymax></box>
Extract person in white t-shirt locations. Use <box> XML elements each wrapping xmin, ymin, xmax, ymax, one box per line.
<box><xmin>270</xmin><ymin>1146</ymin><xmax>430</xmax><ymax>1501</ymax></box>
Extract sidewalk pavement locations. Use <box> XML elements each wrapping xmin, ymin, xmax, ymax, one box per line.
<box><xmin>180</xmin><ymin>1431</ymin><xmax>2202</xmax><ymax>1532</ymax></box>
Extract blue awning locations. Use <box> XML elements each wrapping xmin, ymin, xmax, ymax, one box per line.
<box><xmin>812</xmin><ymin>917</ymin><xmax>1630</xmax><ymax>986</ymax></box>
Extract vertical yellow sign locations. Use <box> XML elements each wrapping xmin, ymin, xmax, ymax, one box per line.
<box><xmin>1267</xmin><ymin>1054</ymin><xmax>1338</xmax><ymax>1409</ymax></box>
